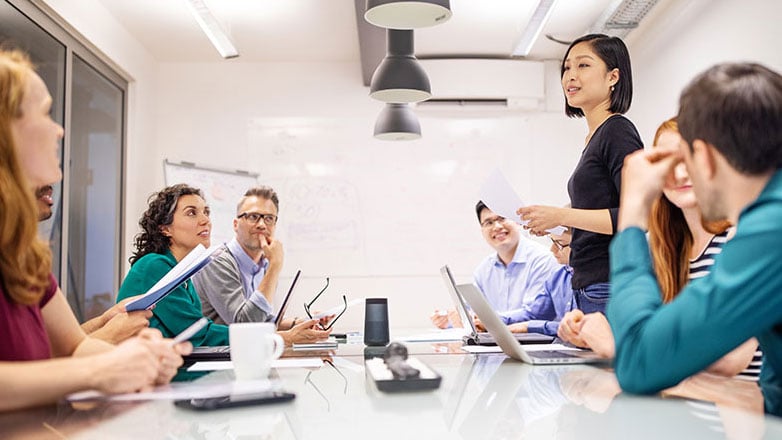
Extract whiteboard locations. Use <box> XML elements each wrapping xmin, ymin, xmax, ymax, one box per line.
<box><xmin>243</xmin><ymin>114</ymin><xmax>580</xmax><ymax>279</ymax></box>
<box><xmin>163</xmin><ymin>160</ymin><xmax>259</xmax><ymax>247</ymax></box>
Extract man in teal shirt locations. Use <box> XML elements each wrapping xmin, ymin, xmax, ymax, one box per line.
<box><xmin>605</xmin><ymin>63</ymin><xmax>782</xmax><ymax>415</ymax></box>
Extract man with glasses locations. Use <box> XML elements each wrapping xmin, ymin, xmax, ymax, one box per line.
<box><xmin>193</xmin><ymin>186</ymin><xmax>286</xmax><ymax>325</ymax></box>
<box><xmin>431</xmin><ymin>201</ymin><xmax>560</xmax><ymax>329</ymax></box>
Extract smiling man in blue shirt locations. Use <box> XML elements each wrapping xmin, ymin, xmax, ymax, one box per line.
<box><xmin>605</xmin><ymin>63</ymin><xmax>782</xmax><ymax>415</ymax></box>
<box><xmin>431</xmin><ymin>201</ymin><xmax>560</xmax><ymax>330</ymax></box>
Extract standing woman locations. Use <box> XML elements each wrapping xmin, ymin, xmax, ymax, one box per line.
<box><xmin>117</xmin><ymin>184</ymin><xmax>329</xmax><ymax>346</ymax></box>
<box><xmin>518</xmin><ymin>34</ymin><xmax>643</xmax><ymax>314</ymax></box>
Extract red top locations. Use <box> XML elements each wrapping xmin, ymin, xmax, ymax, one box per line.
<box><xmin>0</xmin><ymin>274</ymin><xmax>58</xmax><ymax>361</ymax></box>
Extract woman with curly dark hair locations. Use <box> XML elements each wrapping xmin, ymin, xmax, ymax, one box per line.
<box><xmin>118</xmin><ymin>184</ymin><xmax>329</xmax><ymax>347</ymax></box>
<box><xmin>118</xmin><ymin>184</ymin><xmax>228</xmax><ymax>345</ymax></box>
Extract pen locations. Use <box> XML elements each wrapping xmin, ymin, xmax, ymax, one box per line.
<box><xmin>170</xmin><ymin>317</ymin><xmax>208</xmax><ymax>346</ymax></box>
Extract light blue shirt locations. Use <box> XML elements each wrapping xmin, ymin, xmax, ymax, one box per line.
<box><xmin>473</xmin><ymin>236</ymin><xmax>560</xmax><ymax>325</ymax></box>
<box><xmin>506</xmin><ymin>265</ymin><xmax>574</xmax><ymax>336</ymax></box>
<box><xmin>226</xmin><ymin>238</ymin><xmax>273</xmax><ymax>315</ymax></box>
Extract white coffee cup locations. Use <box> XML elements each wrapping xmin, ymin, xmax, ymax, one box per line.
<box><xmin>229</xmin><ymin>322</ymin><xmax>284</xmax><ymax>381</ymax></box>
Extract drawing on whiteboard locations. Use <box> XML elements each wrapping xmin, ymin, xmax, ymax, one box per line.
<box><xmin>285</xmin><ymin>179</ymin><xmax>360</xmax><ymax>251</ymax></box>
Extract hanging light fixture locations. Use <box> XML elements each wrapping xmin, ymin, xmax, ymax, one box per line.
<box><xmin>365</xmin><ymin>0</ymin><xmax>452</xmax><ymax>29</ymax></box>
<box><xmin>374</xmin><ymin>103</ymin><xmax>421</xmax><ymax>141</ymax></box>
<box><xmin>370</xmin><ymin>29</ymin><xmax>431</xmax><ymax>103</ymax></box>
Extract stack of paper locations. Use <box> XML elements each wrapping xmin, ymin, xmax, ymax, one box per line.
<box><xmin>126</xmin><ymin>244</ymin><xmax>223</xmax><ymax>311</ymax></box>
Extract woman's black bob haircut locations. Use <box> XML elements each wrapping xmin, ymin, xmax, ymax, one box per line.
<box><xmin>561</xmin><ymin>34</ymin><xmax>633</xmax><ymax>118</ymax></box>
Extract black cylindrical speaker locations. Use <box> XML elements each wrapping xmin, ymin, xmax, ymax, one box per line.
<box><xmin>364</xmin><ymin>298</ymin><xmax>389</xmax><ymax>346</ymax></box>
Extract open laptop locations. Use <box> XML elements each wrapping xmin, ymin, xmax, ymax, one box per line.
<box><xmin>184</xmin><ymin>269</ymin><xmax>302</xmax><ymax>362</ymax></box>
<box><xmin>456</xmin><ymin>283</ymin><xmax>604</xmax><ymax>365</ymax></box>
<box><xmin>440</xmin><ymin>265</ymin><xmax>553</xmax><ymax>346</ymax></box>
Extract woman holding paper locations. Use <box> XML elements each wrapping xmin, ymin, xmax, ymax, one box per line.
<box><xmin>117</xmin><ymin>184</ymin><xmax>330</xmax><ymax>346</ymax></box>
<box><xmin>0</xmin><ymin>48</ymin><xmax>187</xmax><ymax>411</ymax></box>
<box><xmin>517</xmin><ymin>34</ymin><xmax>643</xmax><ymax>314</ymax></box>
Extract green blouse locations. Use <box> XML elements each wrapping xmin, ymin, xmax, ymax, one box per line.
<box><xmin>117</xmin><ymin>250</ymin><xmax>229</xmax><ymax>346</ymax></box>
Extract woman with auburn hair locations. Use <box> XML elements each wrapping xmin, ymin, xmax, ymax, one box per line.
<box><xmin>0</xmin><ymin>48</ymin><xmax>188</xmax><ymax>412</ymax></box>
<box><xmin>558</xmin><ymin>117</ymin><xmax>760</xmax><ymax>379</ymax></box>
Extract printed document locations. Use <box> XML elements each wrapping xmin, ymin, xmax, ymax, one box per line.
<box><xmin>479</xmin><ymin>169</ymin><xmax>566</xmax><ymax>235</ymax></box>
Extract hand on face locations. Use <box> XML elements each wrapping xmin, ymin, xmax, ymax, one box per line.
<box><xmin>617</xmin><ymin>147</ymin><xmax>682</xmax><ymax>230</ymax></box>
<box><xmin>260</xmin><ymin>235</ymin><xmax>284</xmax><ymax>266</ymax></box>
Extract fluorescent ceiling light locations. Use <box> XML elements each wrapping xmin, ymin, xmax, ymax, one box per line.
<box><xmin>589</xmin><ymin>0</ymin><xmax>661</xmax><ymax>38</ymax></box>
<box><xmin>184</xmin><ymin>0</ymin><xmax>239</xmax><ymax>59</ymax></box>
<box><xmin>512</xmin><ymin>0</ymin><xmax>558</xmax><ymax>57</ymax></box>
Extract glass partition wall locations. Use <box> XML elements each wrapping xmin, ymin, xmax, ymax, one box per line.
<box><xmin>1</xmin><ymin>0</ymin><xmax>127</xmax><ymax>321</ymax></box>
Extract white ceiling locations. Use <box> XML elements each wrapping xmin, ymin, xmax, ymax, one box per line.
<box><xmin>97</xmin><ymin>0</ymin><xmax>640</xmax><ymax>63</ymax></box>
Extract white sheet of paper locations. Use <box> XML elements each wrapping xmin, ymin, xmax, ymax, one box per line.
<box><xmin>479</xmin><ymin>168</ymin><xmax>566</xmax><ymax>235</ymax></box>
<box><xmin>187</xmin><ymin>358</ymin><xmax>324</xmax><ymax>372</ymax></box>
<box><xmin>66</xmin><ymin>379</ymin><xmax>277</xmax><ymax>402</ymax></box>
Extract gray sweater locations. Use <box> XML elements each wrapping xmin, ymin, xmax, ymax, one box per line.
<box><xmin>192</xmin><ymin>244</ymin><xmax>274</xmax><ymax>325</ymax></box>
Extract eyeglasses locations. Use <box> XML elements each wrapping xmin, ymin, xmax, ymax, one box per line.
<box><xmin>480</xmin><ymin>215</ymin><xmax>506</xmax><ymax>228</ymax></box>
<box><xmin>237</xmin><ymin>211</ymin><xmax>277</xmax><ymax>226</ymax></box>
<box><xmin>304</xmin><ymin>278</ymin><xmax>348</xmax><ymax>331</ymax></box>
<box><xmin>549</xmin><ymin>235</ymin><xmax>570</xmax><ymax>250</ymax></box>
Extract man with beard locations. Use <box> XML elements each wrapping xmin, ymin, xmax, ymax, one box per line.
<box><xmin>194</xmin><ymin>186</ymin><xmax>285</xmax><ymax>325</ymax></box>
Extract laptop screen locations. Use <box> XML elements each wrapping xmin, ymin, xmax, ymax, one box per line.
<box><xmin>274</xmin><ymin>270</ymin><xmax>301</xmax><ymax>328</ymax></box>
<box><xmin>440</xmin><ymin>265</ymin><xmax>478</xmax><ymax>334</ymax></box>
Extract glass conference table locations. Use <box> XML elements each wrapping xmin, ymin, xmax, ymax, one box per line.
<box><xmin>2</xmin><ymin>340</ymin><xmax>781</xmax><ymax>439</ymax></box>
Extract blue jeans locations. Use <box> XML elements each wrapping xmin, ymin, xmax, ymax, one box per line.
<box><xmin>574</xmin><ymin>282</ymin><xmax>610</xmax><ymax>314</ymax></box>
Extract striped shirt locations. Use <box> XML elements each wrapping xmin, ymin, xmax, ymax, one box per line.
<box><xmin>689</xmin><ymin>230</ymin><xmax>762</xmax><ymax>381</ymax></box>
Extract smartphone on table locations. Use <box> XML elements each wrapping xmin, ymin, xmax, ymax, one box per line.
<box><xmin>174</xmin><ymin>391</ymin><xmax>296</xmax><ymax>410</ymax></box>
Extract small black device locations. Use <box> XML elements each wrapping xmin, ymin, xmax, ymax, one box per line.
<box><xmin>364</xmin><ymin>298</ymin><xmax>390</xmax><ymax>346</ymax></box>
<box><xmin>174</xmin><ymin>391</ymin><xmax>295</xmax><ymax>411</ymax></box>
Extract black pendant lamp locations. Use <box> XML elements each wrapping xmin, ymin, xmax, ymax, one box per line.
<box><xmin>373</xmin><ymin>103</ymin><xmax>421</xmax><ymax>141</ymax></box>
<box><xmin>369</xmin><ymin>29</ymin><xmax>431</xmax><ymax>103</ymax></box>
<box><xmin>365</xmin><ymin>0</ymin><xmax>452</xmax><ymax>29</ymax></box>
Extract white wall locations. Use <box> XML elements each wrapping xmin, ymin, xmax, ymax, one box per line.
<box><xmin>626</xmin><ymin>0</ymin><xmax>782</xmax><ymax>141</ymax></box>
<box><xmin>154</xmin><ymin>60</ymin><xmax>584</xmax><ymax>329</ymax></box>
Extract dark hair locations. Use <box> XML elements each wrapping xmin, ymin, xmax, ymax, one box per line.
<box><xmin>130</xmin><ymin>184</ymin><xmax>203</xmax><ymax>264</ymax></box>
<box><xmin>678</xmin><ymin>63</ymin><xmax>782</xmax><ymax>175</ymax></box>
<box><xmin>236</xmin><ymin>186</ymin><xmax>279</xmax><ymax>214</ymax></box>
<box><xmin>475</xmin><ymin>200</ymin><xmax>489</xmax><ymax>223</ymax></box>
<box><xmin>561</xmin><ymin>34</ymin><xmax>633</xmax><ymax>118</ymax></box>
